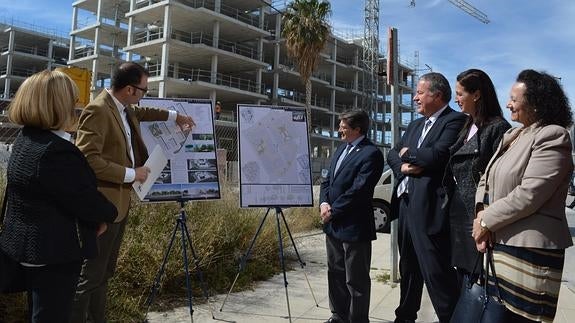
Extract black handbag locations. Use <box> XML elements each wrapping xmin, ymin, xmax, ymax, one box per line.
<box><xmin>0</xmin><ymin>188</ymin><xmax>26</xmax><ymax>294</ymax></box>
<box><xmin>450</xmin><ymin>248</ymin><xmax>509</xmax><ymax>323</ymax></box>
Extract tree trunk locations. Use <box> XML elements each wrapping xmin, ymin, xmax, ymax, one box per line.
<box><xmin>305</xmin><ymin>78</ymin><xmax>312</xmax><ymax>134</ymax></box>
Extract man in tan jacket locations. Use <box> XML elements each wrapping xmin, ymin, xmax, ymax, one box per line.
<box><xmin>71</xmin><ymin>62</ymin><xmax>195</xmax><ymax>323</ymax></box>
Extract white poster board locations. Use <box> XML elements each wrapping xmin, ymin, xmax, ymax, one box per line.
<box><xmin>138</xmin><ymin>98</ymin><xmax>220</xmax><ymax>202</ymax></box>
<box><xmin>238</xmin><ymin>104</ymin><xmax>313</xmax><ymax>207</ymax></box>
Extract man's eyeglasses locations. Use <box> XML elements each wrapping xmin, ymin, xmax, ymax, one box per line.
<box><xmin>131</xmin><ymin>84</ymin><xmax>148</xmax><ymax>94</ymax></box>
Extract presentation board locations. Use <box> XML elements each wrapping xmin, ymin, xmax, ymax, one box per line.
<box><xmin>138</xmin><ymin>98</ymin><xmax>220</xmax><ymax>202</ymax></box>
<box><xmin>238</xmin><ymin>104</ymin><xmax>313</xmax><ymax>208</ymax></box>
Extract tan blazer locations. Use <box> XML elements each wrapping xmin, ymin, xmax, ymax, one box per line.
<box><xmin>475</xmin><ymin>123</ymin><xmax>573</xmax><ymax>249</ymax></box>
<box><xmin>75</xmin><ymin>90</ymin><xmax>169</xmax><ymax>221</ymax></box>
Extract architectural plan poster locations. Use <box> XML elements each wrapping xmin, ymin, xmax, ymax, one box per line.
<box><xmin>238</xmin><ymin>104</ymin><xmax>313</xmax><ymax>208</ymax></box>
<box><xmin>138</xmin><ymin>98</ymin><xmax>220</xmax><ymax>202</ymax></box>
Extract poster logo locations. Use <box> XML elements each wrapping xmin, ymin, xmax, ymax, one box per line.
<box><xmin>292</xmin><ymin>111</ymin><xmax>305</xmax><ymax>122</ymax></box>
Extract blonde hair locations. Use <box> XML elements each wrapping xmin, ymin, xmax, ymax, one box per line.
<box><xmin>8</xmin><ymin>70</ymin><xmax>79</xmax><ymax>130</ymax></box>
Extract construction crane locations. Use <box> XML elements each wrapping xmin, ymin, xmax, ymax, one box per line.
<box><xmin>411</xmin><ymin>0</ymin><xmax>490</xmax><ymax>24</ymax></box>
<box><xmin>362</xmin><ymin>0</ymin><xmax>380</xmax><ymax>141</ymax></box>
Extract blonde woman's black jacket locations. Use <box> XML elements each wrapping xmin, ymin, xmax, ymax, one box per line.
<box><xmin>0</xmin><ymin>127</ymin><xmax>117</xmax><ymax>264</ymax></box>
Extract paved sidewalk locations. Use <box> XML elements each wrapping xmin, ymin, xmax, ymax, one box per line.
<box><xmin>147</xmin><ymin>227</ymin><xmax>575</xmax><ymax>323</ymax></box>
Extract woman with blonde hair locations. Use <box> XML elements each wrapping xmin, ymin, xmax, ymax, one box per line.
<box><xmin>0</xmin><ymin>70</ymin><xmax>117</xmax><ymax>322</ymax></box>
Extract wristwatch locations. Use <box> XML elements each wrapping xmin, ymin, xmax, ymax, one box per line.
<box><xmin>480</xmin><ymin>219</ymin><xmax>489</xmax><ymax>232</ymax></box>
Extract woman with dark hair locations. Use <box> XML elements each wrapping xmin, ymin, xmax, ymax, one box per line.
<box><xmin>473</xmin><ymin>69</ymin><xmax>573</xmax><ymax>322</ymax></box>
<box><xmin>446</xmin><ymin>69</ymin><xmax>510</xmax><ymax>286</ymax></box>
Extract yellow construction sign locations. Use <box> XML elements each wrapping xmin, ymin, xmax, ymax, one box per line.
<box><xmin>55</xmin><ymin>66</ymin><xmax>91</xmax><ymax>107</ymax></box>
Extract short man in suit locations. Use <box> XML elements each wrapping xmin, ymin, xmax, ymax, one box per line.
<box><xmin>71</xmin><ymin>62</ymin><xmax>195</xmax><ymax>323</ymax></box>
<box><xmin>320</xmin><ymin>109</ymin><xmax>384</xmax><ymax>323</ymax></box>
<box><xmin>387</xmin><ymin>73</ymin><xmax>466</xmax><ymax>323</ymax></box>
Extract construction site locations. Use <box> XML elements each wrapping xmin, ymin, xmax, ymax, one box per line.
<box><xmin>0</xmin><ymin>0</ymin><xmax>492</xmax><ymax>181</ymax></box>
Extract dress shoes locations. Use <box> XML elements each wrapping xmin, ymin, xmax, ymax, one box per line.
<box><xmin>324</xmin><ymin>317</ymin><xmax>346</xmax><ymax>323</ymax></box>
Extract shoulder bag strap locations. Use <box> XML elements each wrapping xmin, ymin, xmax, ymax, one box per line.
<box><xmin>484</xmin><ymin>247</ymin><xmax>504</xmax><ymax>301</ymax></box>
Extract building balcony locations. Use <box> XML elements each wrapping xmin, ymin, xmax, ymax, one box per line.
<box><xmin>147</xmin><ymin>63</ymin><xmax>265</xmax><ymax>97</ymax></box>
<box><xmin>132</xmin><ymin>29</ymin><xmax>259</xmax><ymax>61</ymax></box>
<box><xmin>129</xmin><ymin>0</ymin><xmax>270</xmax><ymax>41</ymax></box>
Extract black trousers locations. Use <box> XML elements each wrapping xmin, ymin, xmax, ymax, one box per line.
<box><xmin>395</xmin><ymin>195</ymin><xmax>459</xmax><ymax>323</ymax></box>
<box><xmin>326</xmin><ymin>234</ymin><xmax>372</xmax><ymax>323</ymax></box>
<box><xmin>71</xmin><ymin>218</ymin><xmax>127</xmax><ymax>323</ymax></box>
<box><xmin>24</xmin><ymin>261</ymin><xmax>82</xmax><ymax>323</ymax></box>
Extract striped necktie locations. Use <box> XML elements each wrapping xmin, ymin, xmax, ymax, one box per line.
<box><xmin>417</xmin><ymin>119</ymin><xmax>432</xmax><ymax>147</ymax></box>
<box><xmin>334</xmin><ymin>143</ymin><xmax>353</xmax><ymax>174</ymax></box>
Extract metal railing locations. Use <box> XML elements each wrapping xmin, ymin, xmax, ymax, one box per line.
<box><xmin>278</xmin><ymin>59</ymin><xmax>332</xmax><ymax>83</ymax></box>
<box><xmin>133</xmin><ymin>28</ymin><xmax>164</xmax><ymax>44</ymax></box>
<box><xmin>147</xmin><ymin>63</ymin><xmax>263</xmax><ymax>94</ymax></box>
<box><xmin>134</xmin><ymin>29</ymin><xmax>258</xmax><ymax>60</ymax></box>
<box><xmin>276</xmin><ymin>87</ymin><xmax>330</xmax><ymax>109</ymax></box>
<box><xmin>73</xmin><ymin>46</ymin><xmax>95</xmax><ymax>59</ymax></box>
<box><xmin>170</xmin><ymin>0</ymin><xmax>266</xmax><ymax>29</ymax></box>
<box><xmin>13</xmin><ymin>44</ymin><xmax>49</xmax><ymax>57</ymax></box>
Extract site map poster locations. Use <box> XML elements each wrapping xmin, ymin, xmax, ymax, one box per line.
<box><xmin>238</xmin><ymin>104</ymin><xmax>313</xmax><ymax>208</ymax></box>
<box><xmin>139</xmin><ymin>98</ymin><xmax>220</xmax><ymax>202</ymax></box>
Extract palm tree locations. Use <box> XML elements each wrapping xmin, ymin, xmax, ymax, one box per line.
<box><xmin>282</xmin><ymin>0</ymin><xmax>331</xmax><ymax>133</ymax></box>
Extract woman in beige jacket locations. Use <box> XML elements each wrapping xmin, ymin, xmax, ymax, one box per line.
<box><xmin>473</xmin><ymin>69</ymin><xmax>573</xmax><ymax>323</ymax></box>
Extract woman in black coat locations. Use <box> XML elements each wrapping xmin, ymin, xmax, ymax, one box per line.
<box><xmin>446</xmin><ymin>69</ymin><xmax>510</xmax><ymax>285</ymax></box>
<box><xmin>0</xmin><ymin>70</ymin><xmax>117</xmax><ymax>323</ymax></box>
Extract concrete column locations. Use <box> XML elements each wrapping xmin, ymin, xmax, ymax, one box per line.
<box><xmin>257</xmin><ymin>37</ymin><xmax>263</xmax><ymax>61</ymax></box>
<box><xmin>259</xmin><ymin>7</ymin><xmax>265</xmax><ymax>30</ymax></box>
<box><xmin>68</xmin><ymin>6</ymin><xmax>78</xmax><ymax>62</ymax></box>
<box><xmin>211</xmin><ymin>55</ymin><xmax>218</xmax><ymax>84</ymax></box>
<box><xmin>91</xmin><ymin>58</ymin><xmax>98</xmax><ymax>98</ymax></box>
<box><xmin>332</xmin><ymin>39</ymin><xmax>337</xmax><ymax>61</ymax></box>
<box><xmin>272</xmin><ymin>14</ymin><xmax>281</xmax><ymax>103</ymax></box>
<box><xmin>331</xmin><ymin>63</ymin><xmax>336</xmax><ymax>86</ymax></box>
<box><xmin>163</xmin><ymin>4</ymin><xmax>171</xmax><ymax>42</ymax></box>
<box><xmin>214</xmin><ymin>0</ymin><xmax>221</xmax><ymax>13</ymax></box>
<box><xmin>212</xmin><ymin>20</ymin><xmax>220</xmax><ymax>49</ymax></box>
<box><xmin>330</xmin><ymin>89</ymin><xmax>335</xmax><ymax>113</ymax></box>
<box><xmin>157</xmin><ymin>4</ymin><xmax>171</xmax><ymax>98</ymax></box>
<box><xmin>3</xmin><ymin>30</ymin><xmax>15</xmax><ymax>99</ymax></box>
<box><xmin>256</xmin><ymin>68</ymin><xmax>262</xmax><ymax>94</ymax></box>
<box><xmin>159</xmin><ymin>42</ymin><xmax>169</xmax><ymax>97</ymax></box>
<box><xmin>47</xmin><ymin>40</ymin><xmax>54</xmax><ymax>70</ymax></box>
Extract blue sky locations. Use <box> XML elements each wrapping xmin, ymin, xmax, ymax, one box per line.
<box><xmin>1</xmin><ymin>0</ymin><xmax>574</xmax><ymax>121</ymax></box>
<box><xmin>329</xmin><ymin>0</ymin><xmax>575</xmax><ymax>121</ymax></box>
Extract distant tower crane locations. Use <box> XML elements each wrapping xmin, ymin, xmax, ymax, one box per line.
<box><xmin>411</xmin><ymin>0</ymin><xmax>490</xmax><ymax>24</ymax></box>
<box><xmin>362</xmin><ymin>0</ymin><xmax>380</xmax><ymax>140</ymax></box>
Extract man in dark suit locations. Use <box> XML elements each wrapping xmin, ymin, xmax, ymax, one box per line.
<box><xmin>320</xmin><ymin>109</ymin><xmax>384</xmax><ymax>323</ymax></box>
<box><xmin>71</xmin><ymin>62</ymin><xmax>195</xmax><ymax>323</ymax></box>
<box><xmin>387</xmin><ymin>72</ymin><xmax>466</xmax><ymax>323</ymax></box>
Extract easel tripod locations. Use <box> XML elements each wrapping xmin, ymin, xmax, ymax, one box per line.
<box><xmin>219</xmin><ymin>206</ymin><xmax>318</xmax><ymax>322</ymax></box>
<box><xmin>145</xmin><ymin>199</ymin><xmax>212</xmax><ymax>322</ymax></box>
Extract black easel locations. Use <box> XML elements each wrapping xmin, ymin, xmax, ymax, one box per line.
<box><xmin>219</xmin><ymin>206</ymin><xmax>318</xmax><ymax>322</ymax></box>
<box><xmin>145</xmin><ymin>199</ymin><xmax>212</xmax><ymax>322</ymax></box>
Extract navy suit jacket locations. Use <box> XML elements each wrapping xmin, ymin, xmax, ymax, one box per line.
<box><xmin>320</xmin><ymin>137</ymin><xmax>384</xmax><ymax>242</ymax></box>
<box><xmin>387</xmin><ymin>107</ymin><xmax>466</xmax><ymax>234</ymax></box>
